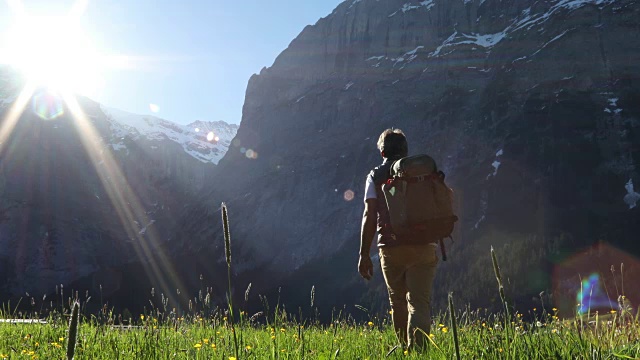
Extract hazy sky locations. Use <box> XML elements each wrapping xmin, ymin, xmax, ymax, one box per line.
<box><xmin>0</xmin><ymin>0</ymin><xmax>344</xmax><ymax>125</ymax></box>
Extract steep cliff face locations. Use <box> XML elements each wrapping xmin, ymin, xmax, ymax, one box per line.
<box><xmin>186</xmin><ymin>0</ymin><xmax>640</xmax><ymax>311</ymax></box>
<box><xmin>0</xmin><ymin>70</ymin><xmax>237</xmax><ymax>298</ymax></box>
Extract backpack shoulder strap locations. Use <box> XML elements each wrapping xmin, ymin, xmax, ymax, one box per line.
<box><xmin>371</xmin><ymin>162</ymin><xmax>393</xmax><ymax>186</ymax></box>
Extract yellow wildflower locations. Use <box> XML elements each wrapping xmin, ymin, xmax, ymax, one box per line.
<box><xmin>367</xmin><ymin>321</ymin><xmax>374</xmax><ymax>327</ymax></box>
<box><xmin>245</xmin><ymin>345</ymin><xmax>252</xmax><ymax>351</ymax></box>
<box><xmin>211</xmin><ymin>344</ymin><xmax>217</xmax><ymax>349</ymax></box>
<box><xmin>194</xmin><ymin>343</ymin><xmax>202</xmax><ymax>349</ymax></box>
<box><xmin>59</xmin><ymin>337</ymin><xmax>64</xmax><ymax>342</ymax></box>
<box><xmin>203</xmin><ymin>339</ymin><xmax>209</xmax><ymax>344</ymax></box>
<box><xmin>442</xmin><ymin>327</ymin><xmax>449</xmax><ymax>333</ymax></box>
<box><xmin>404</xmin><ymin>350</ymin><xmax>408</xmax><ymax>355</ymax></box>
<box><xmin>552</xmin><ymin>308</ymin><xmax>558</xmax><ymax>311</ymax></box>
<box><xmin>438</xmin><ymin>323</ymin><xmax>444</xmax><ymax>327</ymax></box>
<box><xmin>610</xmin><ymin>310</ymin><xmax>617</xmax><ymax>314</ymax></box>
<box><xmin>280</xmin><ymin>328</ymin><xmax>286</xmax><ymax>333</ymax></box>
<box><xmin>271</xmin><ymin>335</ymin><xmax>276</xmax><ymax>340</ymax></box>
<box><xmin>229</xmin><ymin>357</ymin><xmax>237</xmax><ymax>360</ymax></box>
<box><xmin>552</xmin><ymin>329</ymin><xmax>558</xmax><ymax>333</ymax></box>
<box><xmin>429</xmin><ymin>334</ymin><xmax>435</xmax><ymax>339</ymax></box>
<box><xmin>281</xmin><ymin>349</ymin><xmax>286</xmax><ymax>352</ymax></box>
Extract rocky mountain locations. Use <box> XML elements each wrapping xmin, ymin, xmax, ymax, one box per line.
<box><xmin>2</xmin><ymin>0</ymin><xmax>639</xmax><ymax>318</ymax></box>
<box><xmin>0</xmin><ymin>67</ymin><xmax>237</xmax><ymax>300</ymax></box>
<box><xmin>177</xmin><ymin>0</ymin><xmax>640</xmax><ymax>315</ymax></box>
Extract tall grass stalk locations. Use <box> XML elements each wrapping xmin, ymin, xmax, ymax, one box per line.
<box><xmin>66</xmin><ymin>301</ymin><xmax>79</xmax><ymax>360</ymax></box>
<box><xmin>448</xmin><ymin>292</ymin><xmax>461</xmax><ymax>360</ymax></box>
<box><xmin>491</xmin><ymin>246</ymin><xmax>511</xmax><ymax>347</ymax></box>
<box><xmin>221</xmin><ymin>202</ymin><xmax>239</xmax><ymax>360</ymax></box>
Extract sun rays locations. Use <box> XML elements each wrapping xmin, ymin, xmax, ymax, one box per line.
<box><xmin>1</xmin><ymin>0</ymin><xmax>188</xmax><ymax>305</ymax></box>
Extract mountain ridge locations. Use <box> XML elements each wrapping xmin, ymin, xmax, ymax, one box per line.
<box><xmin>194</xmin><ymin>0</ymin><xmax>640</xmax><ymax>313</ymax></box>
<box><xmin>0</xmin><ymin>69</ymin><xmax>237</xmax><ymax>298</ymax></box>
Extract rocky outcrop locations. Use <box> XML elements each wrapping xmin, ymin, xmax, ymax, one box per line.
<box><xmin>183</xmin><ymin>0</ymin><xmax>640</xmax><ymax>312</ymax></box>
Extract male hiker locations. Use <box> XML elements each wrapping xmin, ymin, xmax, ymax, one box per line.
<box><xmin>358</xmin><ymin>128</ymin><xmax>440</xmax><ymax>349</ymax></box>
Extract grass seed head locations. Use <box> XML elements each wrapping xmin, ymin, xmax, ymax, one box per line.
<box><xmin>222</xmin><ymin>202</ymin><xmax>231</xmax><ymax>267</ymax></box>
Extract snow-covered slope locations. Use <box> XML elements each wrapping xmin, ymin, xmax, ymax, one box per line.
<box><xmin>0</xmin><ymin>67</ymin><xmax>20</xmax><ymax>108</ymax></box>
<box><xmin>102</xmin><ymin>106</ymin><xmax>237</xmax><ymax>164</ymax></box>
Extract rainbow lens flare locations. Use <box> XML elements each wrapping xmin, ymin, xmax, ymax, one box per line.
<box><xmin>553</xmin><ymin>243</ymin><xmax>639</xmax><ymax>317</ymax></box>
<box><xmin>577</xmin><ymin>273</ymin><xmax>614</xmax><ymax>315</ymax></box>
<box><xmin>32</xmin><ymin>90</ymin><xmax>64</xmax><ymax>120</ymax></box>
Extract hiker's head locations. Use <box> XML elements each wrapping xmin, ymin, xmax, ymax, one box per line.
<box><xmin>377</xmin><ymin>128</ymin><xmax>408</xmax><ymax>159</ymax></box>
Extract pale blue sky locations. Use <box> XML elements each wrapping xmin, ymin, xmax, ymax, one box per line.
<box><xmin>1</xmin><ymin>0</ymin><xmax>344</xmax><ymax>124</ymax></box>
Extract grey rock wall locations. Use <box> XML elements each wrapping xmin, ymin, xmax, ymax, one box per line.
<box><xmin>188</xmin><ymin>0</ymin><xmax>640</xmax><ymax>311</ymax></box>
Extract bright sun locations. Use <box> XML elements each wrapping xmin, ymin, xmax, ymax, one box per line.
<box><xmin>2</xmin><ymin>12</ymin><xmax>104</xmax><ymax>96</ymax></box>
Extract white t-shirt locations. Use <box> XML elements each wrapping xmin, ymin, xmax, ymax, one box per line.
<box><xmin>364</xmin><ymin>176</ymin><xmax>377</xmax><ymax>201</ymax></box>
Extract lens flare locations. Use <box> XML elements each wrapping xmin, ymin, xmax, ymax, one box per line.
<box><xmin>206</xmin><ymin>132</ymin><xmax>214</xmax><ymax>141</ymax></box>
<box><xmin>194</xmin><ymin>128</ymin><xmax>200</xmax><ymax>133</ymax></box>
<box><xmin>149</xmin><ymin>104</ymin><xmax>159</xmax><ymax>113</ymax></box>
<box><xmin>344</xmin><ymin>190</ymin><xmax>355</xmax><ymax>201</ymax></box>
<box><xmin>32</xmin><ymin>89</ymin><xmax>64</xmax><ymax>120</ymax></box>
<box><xmin>553</xmin><ymin>243</ymin><xmax>640</xmax><ymax>317</ymax></box>
<box><xmin>577</xmin><ymin>273</ymin><xmax>615</xmax><ymax>314</ymax></box>
<box><xmin>245</xmin><ymin>149</ymin><xmax>258</xmax><ymax>159</ymax></box>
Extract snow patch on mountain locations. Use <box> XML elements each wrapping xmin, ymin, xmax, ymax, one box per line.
<box><xmin>349</xmin><ymin>0</ymin><xmax>362</xmax><ymax>9</ymax></box>
<box><xmin>0</xmin><ymin>68</ymin><xmax>20</xmax><ymax>108</ymax></box>
<box><xmin>102</xmin><ymin>106</ymin><xmax>237</xmax><ymax>164</ymax></box>
<box><xmin>431</xmin><ymin>31</ymin><xmax>507</xmax><ymax>57</ymax></box>
<box><xmin>624</xmin><ymin>179</ymin><xmax>640</xmax><ymax>209</ymax></box>
<box><xmin>487</xmin><ymin>149</ymin><xmax>504</xmax><ymax>179</ymax></box>
<box><xmin>427</xmin><ymin>0</ymin><xmax>619</xmax><ymax>59</ymax></box>
<box><xmin>389</xmin><ymin>1</ymin><xmax>435</xmax><ymax>17</ymax></box>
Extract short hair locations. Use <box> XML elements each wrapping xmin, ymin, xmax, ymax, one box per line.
<box><xmin>377</xmin><ymin>128</ymin><xmax>408</xmax><ymax>159</ymax></box>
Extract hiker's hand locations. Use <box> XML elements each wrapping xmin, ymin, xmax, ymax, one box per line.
<box><xmin>358</xmin><ymin>255</ymin><xmax>373</xmax><ymax>280</ymax></box>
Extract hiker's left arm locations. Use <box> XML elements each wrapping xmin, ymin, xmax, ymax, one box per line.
<box><xmin>358</xmin><ymin>199</ymin><xmax>377</xmax><ymax>280</ymax></box>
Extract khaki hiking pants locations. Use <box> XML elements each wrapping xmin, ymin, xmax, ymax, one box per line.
<box><xmin>379</xmin><ymin>244</ymin><xmax>438</xmax><ymax>349</ymax></box>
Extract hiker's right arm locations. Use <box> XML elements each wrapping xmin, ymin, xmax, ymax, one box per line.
<box><xmin>358</xmin><ymin>199</ymin><xmax>377</xmax><ymax>280</ymax></box>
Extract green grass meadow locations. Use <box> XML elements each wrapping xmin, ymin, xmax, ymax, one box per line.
<box><xmin>2</xmin><ymin>206</ymin><xmax>639</xmax><ymax>359</ymax></box>
<box><xmin>1</xmin><ymin>304</ymin><xmax>640</xmax><ymax>359</ymax></box>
